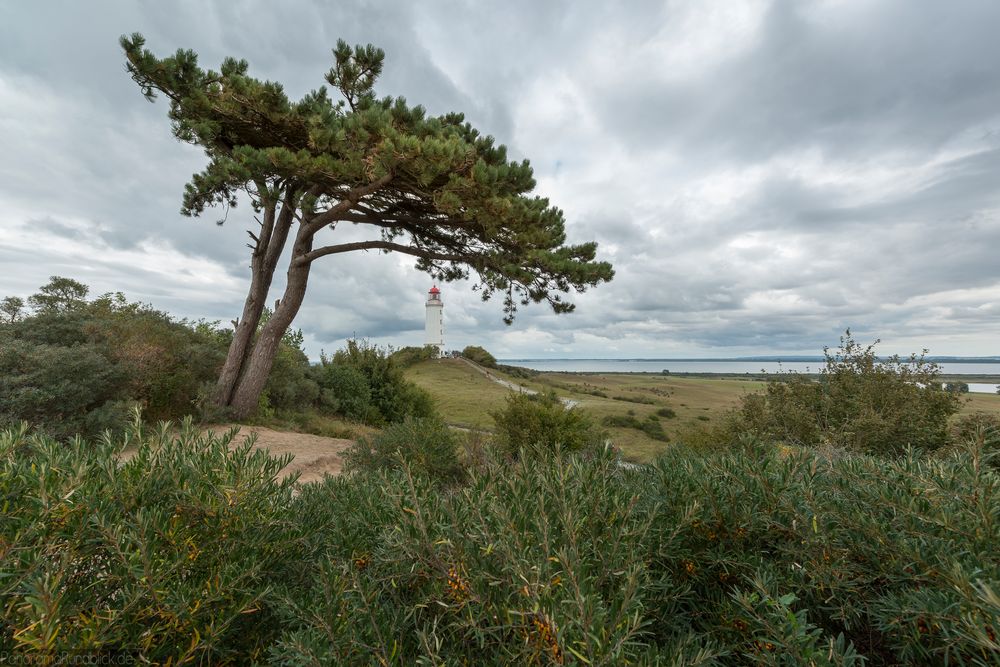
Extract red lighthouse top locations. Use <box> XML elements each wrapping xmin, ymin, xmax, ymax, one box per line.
<box><xmin>429</xmin><ymin>285</ymin><xmax>440</xmax><ymax>294</ymax></box>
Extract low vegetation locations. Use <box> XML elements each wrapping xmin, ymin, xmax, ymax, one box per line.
<box><xmin>313</xmin><ymin>340</ymin><xmax>436</xmax><ymax>426</ymax></box>
<box><xmin>0</xmin><ymin>278</ymin><xmax>438</xmax><ymax>438</ymax></box>
<box><xmin>461</xmin><ymin>344</ymin><xmax>498</xmax><ymax>368</ymax></box>
<box><xmin>602</xmin><ymin>413</ymin><xmax>670</xmax><ymax>442</ymax></box>
<box><xmin>722</xmin><ymin>331</ymin><xmax>962</xmax><ymax>455</ymax></box>
<box><xmin>0</xmin><ymin>277</ymin><xmax>228</xmax><ymax>438</ymax></box>
<box><xmin>343</xmin><ymin>417</ymin><xmax>465</xmax><ymax>485</ymax></box>
<box><xmin>3</xmin><ymin>283</ymin><xmax>1000</xmax><ymax>663</ymax></box>
<box><xmin>490</xmin><ymin>392</ymin><xmax>604</xmax><ymax>458</ymax></box>
<box><xmin>3</xmin><ymin>414</ymin><xmax>997</xmax><ymax>663</ymax></box>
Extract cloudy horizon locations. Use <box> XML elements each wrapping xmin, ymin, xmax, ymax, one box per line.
<box><xmin>2</xmin><ymin>1</ymin><xmax>999</xmax><ymax>359</ymax></box>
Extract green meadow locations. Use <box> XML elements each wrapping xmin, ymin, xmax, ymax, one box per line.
<box><xmin>407</xmin><ymin>358</ymin><xmax>1000</xmax><ymax>462</ymax></box>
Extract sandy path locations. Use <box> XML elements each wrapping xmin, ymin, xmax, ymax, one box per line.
<box><xmin>202</xmin><ymin>424</ymin><xmax>354</xmax><ymax>484</ymax></box>
<box><xmin>457</xmin><ymin>357</ymin><xmax>580</xmax><ymax>408</ymax></box>
<box><xmin>119</xmin><ymin>424</ymin><xmax>354</xmax><ymax>485</ymax></box>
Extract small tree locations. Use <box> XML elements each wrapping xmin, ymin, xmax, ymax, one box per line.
<box><xmin>26</xmin><ymin>276</ymin><xmax>89</xmax><ymax>314</ymax></box>
<box><xmin>0</xmin><ymin>297</ymin><xmax>23</xmax><ymax>324</ymax></box>
<box><xmin>122</xmin><ymin>35</ymin><xmax>614</xmax><ymax>418</ymax></box>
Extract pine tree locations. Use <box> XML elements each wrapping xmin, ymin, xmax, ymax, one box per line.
<box><xmin>121</xmin><ymin>34</ymin><xmax>614</xmax><ymax>418</ymax></box>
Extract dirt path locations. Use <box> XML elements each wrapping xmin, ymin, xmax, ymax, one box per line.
<box><xmin>457</xmin><ymin>357</ymin><xmax>580</xmax><ymax>408</ymax></box>
<box><xmin>202</xmin><ymin>424</ymin><xmax>353</xmax><ymax>484</ymax></box>
<box><xmin>119</xmin><ymin>424</ymin><xmax>354</xmax><ymax>484</ymax></box>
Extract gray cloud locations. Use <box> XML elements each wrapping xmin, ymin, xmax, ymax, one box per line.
<box><xmin>1</xmin><ymin>0</ymin><xmax>998</xmax><ymax>359</ymax></box>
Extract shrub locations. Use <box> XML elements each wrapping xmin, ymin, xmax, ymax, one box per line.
<box><xmin>0</xmin><ymin>279</ymin><xmax>230</xmax><ymax>435</ymax></box>
<box><xmin>3</xmin><ymin>421</ymin><xmax>997</xmax><ymax>663</ymax></box>
<box><xmin>492</xmin><ymin>391</ymin><xmax>602</xmax><ymax>457</ymax></box>
<box><xmin>262</xmin><ymin>337</ymin><xmax>319</xmax><ymax>412</ymax></box>
<box><xmin>496</xmin><ymin>363</ymin><xmax>539</xmax><ymax>379</ymax></box>
<box><xmin>613</xmin><ymin>394</ymin><xmax>657</xmax><ymax>405</ymax></box>
<box><xmin>315</xmin><ymin>363</ymin><xmax>377</xmax><ymax>422</ymax></box>
<box><xmin>953</xmin><ymin>411</ymin><xmax>1000</xmax><ymax>444</ymax></box>
<box><xmin>602</xmin><ymin>413</ymin><xmax>670</xmax><ymax>442</ymax></box>
<box><xmin>952</xmin><ymin>412</ymin><xmax>1000</xmax><ymax>469</ymax></box>
<box><xmin>389</xmin><ymin>345</ymin><xmax>439</xmax><ymax>368</ymax></box>
<box><xmin>461</xmin><ymin>344</ymin><xmax>497</xmax><ymax>368</ymax></box>
<box><xmin>276</xmin><ymin>447</ymin><xmax>656</xmax><ymax>664</ymax></box>
<box><xmin>603</xmin><ymin>414</ymin><xmax>640</xmax><ymax>428</ymax></box>
<box><xmin>728</xmin><ymin>331</ymin><xmax>961</xmax><ymax>455</ymax></box>
<box><xmin>0</xmin><ymin>340</ymin><xmax>130</xmax><ymax>438</ymax></box>
<box><xmin>276</xmin><ymin>440</ymin><xmax>1000</xmax><ymax>664</ymax></box>
<box><xmin>312</xmin><ymin>340</ymin><xmax>437</xmax><ymax>426</ymax></box>
<box><xmin>0</xmin><ymin>418</ymin><xmax>302</xmax><ymax>662</ymax></box>
<box><xmin>657</xmin><ymin>407</ymin><xmax>677</xmax><ymax>419</ymax></box>
<box><xmin>343</xmin><ymin>417</ymin><xmax>465</xmax><ymax>485</ymax></box>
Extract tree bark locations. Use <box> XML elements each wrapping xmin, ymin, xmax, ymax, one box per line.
<box><xmin>213</xmin><ymin>191</ymin><xmax>296</xmax><ymax>408</ymax></box>
<box><xmin>226</xmin><ymin>223</ymin><xmax>314</xmax><ymax>419</ymax></box>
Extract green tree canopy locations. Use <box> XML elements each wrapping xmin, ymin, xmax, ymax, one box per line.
<box><xmin>121</xmin><ymin>34</ymin><xmax>614</xmax><ymax>417</ymax></box>
<box><xmin>26</xmin><ymin>276</ymin><xmax>89</xmax><ymax>314</ymax></box>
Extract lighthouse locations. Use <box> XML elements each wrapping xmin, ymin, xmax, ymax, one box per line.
<box><xmin>425</xmin><ymin>285</ymin><xmax>444</xmax><ymax>357</ymax></box>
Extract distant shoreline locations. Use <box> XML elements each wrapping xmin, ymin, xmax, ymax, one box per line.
<box><xmin>504</xmin><ymin>369</ymin><xmax>1000</xmax><ymax>383</ymax></box>
<box><xmin>495</xmin><ymin>363</ymin><xmax>1000</xmax><ymax>386</ymax></box>
<box><xmin>501</xmin><ymin>357</ymin><xmax>1000</xmax><ymax>363</ymax></box>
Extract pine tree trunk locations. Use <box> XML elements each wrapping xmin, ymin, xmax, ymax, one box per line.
<box><xmin>213</xmin><ymin>196</ymin><xmax>295</xmax><ymax>409</ymax></box>
<box><xmin>226</xmin><ymin>228</ymin><xmax>313</xmax><ymax>419</ymax></box>
<box><xmin>213</xmin><ymin>277</ymin><xmax>268</xmax><ymax>405</ymax></box>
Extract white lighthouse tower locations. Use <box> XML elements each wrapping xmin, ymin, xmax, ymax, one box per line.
<box><xmin>424</xmin><ymin>285</ymin><xmax>444</xmax><ymax>357</ymax></box>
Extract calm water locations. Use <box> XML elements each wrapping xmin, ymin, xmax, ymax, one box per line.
<box><xmin>501</xmin><ymin>359</ymin><xmax>1000</xmax><ymax>394</ymax></box>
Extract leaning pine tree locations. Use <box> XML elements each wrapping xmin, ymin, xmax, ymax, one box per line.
<box><xmin>122</xmin><ymin>35</ymin><xmax>614</xmax><ymax>418</ymax></box>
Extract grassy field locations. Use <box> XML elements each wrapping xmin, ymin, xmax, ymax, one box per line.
<box><xmin>406</xmin><ymin>359</ymin><xmax>1000</xmax><ymax>462</ymax></box>
<box><xmin>406</xmin><ymin>359</ymin><xmax>761</xmax><ymax>461</ymax></box>
<box><xmin>959</xmin><ymin>390</ymin><xmax>1000</xmax><ymax>416</ymax></box>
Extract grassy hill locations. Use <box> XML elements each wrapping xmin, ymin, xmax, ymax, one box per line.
<box><xmin>403</xmin><ymin>358</ymin><xmax>514</xmax><ymax>430</ymax></box>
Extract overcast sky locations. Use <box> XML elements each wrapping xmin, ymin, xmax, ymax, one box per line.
<box><xmin>2</xmin><ymin>0</ymin><xmax>999</xmax><ymax>359</ymax></box>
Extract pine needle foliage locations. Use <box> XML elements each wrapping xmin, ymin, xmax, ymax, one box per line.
<box><xmin>119</xmin><ymin>33</ymin><xmax>614</xmax><ymax>322</ymax></box>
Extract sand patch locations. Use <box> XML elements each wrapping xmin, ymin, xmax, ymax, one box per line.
<box><xmin>202</xmin><ymin>423</ymin><xmax>353</xmax><ymax>483</ymax></box>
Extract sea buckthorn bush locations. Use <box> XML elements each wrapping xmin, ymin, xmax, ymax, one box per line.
<box><xmin>0</xmin><ymin>417</ymin><xmax>302</xmax><ymax>662</ymax></box>
<box><xmin>342</xmin><ymin>416</ymin><xmax>466</xmax><ymax>485</ymax></box>
<box><xmin>2</xmin><ymin>421</ymin><xmax>997</xmax><ymax>664</ymax></box>
<box><xmin>726</xmin><ymin>331</ymin><xmax>962</xmax><ymax>455</ymax></box>
<box><xmin>491</xmin><ymin>391</ymin><xmax>604</xmax><ymax>458</ymax></box>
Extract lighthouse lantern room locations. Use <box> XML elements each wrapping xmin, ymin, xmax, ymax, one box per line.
<box><xmin>425</xmin><ymin>285</ymin><xmax>444</xmax><ymax>357</ymax></box>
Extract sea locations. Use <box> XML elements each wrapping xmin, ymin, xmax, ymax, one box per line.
<box><xmin>499</xmin><ymin>359</ymin><xmax>1000</xmax><ymax>394</ymax></box>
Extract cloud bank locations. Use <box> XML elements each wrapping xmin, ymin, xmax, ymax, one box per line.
<box><xmin>2</xmin><ymin>0</ymin><xmax>998</xmax><ymax>358</ymax></box>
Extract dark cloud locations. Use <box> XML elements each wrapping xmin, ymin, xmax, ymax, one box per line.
<box><xmin>590</xmin><ymin>0</ymin><xmax>1000</xmax><ymax>162</ymax></box>
<box><xmin>1</xmin><ymin>0</ymin><xmax>998</xmax><ymax>358</ymax></box>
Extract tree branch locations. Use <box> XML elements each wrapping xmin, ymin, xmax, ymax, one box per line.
<box><xmin>295</xmin><ymin>240</ymin><xmax>464</xmax><ymax>266</ymax></box>
<box><xmin>305</xmin><ymin>173</ymin><xmax>394</xmax><ymax>233</ymax></box>
<box><xmin>337</xmin><ymin>211</ymin><xmax>467</xmax><ymax>228</ymax></box>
